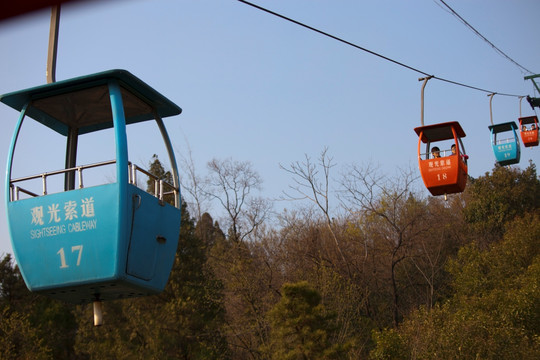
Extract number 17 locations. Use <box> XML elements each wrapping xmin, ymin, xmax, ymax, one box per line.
<box><xmin>57</xmin><ymin>245</ymin><xmax>83</xmax><ymax>268</ymax></box>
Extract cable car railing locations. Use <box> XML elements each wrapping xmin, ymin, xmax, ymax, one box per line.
<box><xmin>128</xmin><ymin>163</ymin><xmax>179</xmax><ymax>207</ymax></box>
<box><xmin>419</xmin><ymin>148</ymin><xmax>454</xmax><ymax>160</ymax></box>
<box><xmin>492</xmin><ymin>136</ymin><xmax>517</xmax><ymax>145</ymax></box>
<box><xmin>9</xmin><ymin>160</ymin><xmax>179</xmax><ymax>207</ymax></box>
<box><xmin>419</xmin><ymin>149</ymin><xmax>466</xmax><ymax>160</ymax></box>
<box><xmin>419</xmin><ymin>149</ymin><xmax>468</xmax><ymax>168</ymax></box>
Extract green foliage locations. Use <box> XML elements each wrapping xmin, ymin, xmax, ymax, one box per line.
<box><xmin>147</xmin><ymin>154</ymin><xmax>173</xmax><ymax>187</ymax></box>
<box><xmin>264</xmin><ymin>281</ymin><xmax>348</xmax><ymax>360</ymax></box>
<box><xmin>0</xmin><ymin>254</ymin><xmax>27</xmax><ymax>304</ymax></box>
<box><xmin>316</xmin><ymin>266</ymin><xmax>375</xmax><ymax>354</ymax></box>
<box><xmin>146</xmin><ymin>154</ymin><xmax>175</xmax><ymax>205</ymax></box>
<box><xmin>370</xmin><ymin>212</ymin><xmax>540</xmax><ymax>359</ymax></box>
<box><xmin>0</xmin><ymin>254</ymin><xmax>77</xmax><ymax>359</ymax></box>
<box><xmin>158</xmin><ymin>202</ymin><xmax>229</xmax><ymax>359</ymax></box>
<box><xmin>370</xmin><ymin>328</ymin><xmax>407</xmax><ymax>360</ymax></box>
<box><xmin>449</xmin><ymin>212</ymin><xmax>540</xmax><ymax>298</ymax></box>
<box><xmin>29</xmin><ymin>298</ymin><xmax>77</xmax><ymax>359</ymax></box>
<box><xmin>73</xmin><ymin>300</ymin><xmax>136</xmax><ymax>359</ymax></box>
<box><xmin>464</xmin><ymin>163</ymin><xmax>540</xmax><ymax>244</ymax></box>
<box><xmin>0</xmin><ymin>156</ymin><xmax>538</xmax><ymax>359</ymax></box>
<box><xmin>0</xmin><ymin>306</ymin><xmax>52</xmax><ymax>360</ymax></box>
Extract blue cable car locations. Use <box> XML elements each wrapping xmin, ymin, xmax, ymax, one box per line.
<box><xmin>488</xmin><ymin>121</ymin><xmax>521</xmax><ymax>166</ymax></box>
<box><xmin>1</xmin><ymin>69</ymin><xmax>182</xmax><ymax>305</ymax></box>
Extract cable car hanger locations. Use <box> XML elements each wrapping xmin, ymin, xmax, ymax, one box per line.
<box><xmin>46</xmin><ymin>5</ymin><xmax>60</xmax><ymax>84</ymax></box>
<box><xmin>488</xmin><ymin>93</ymin><xmax>496</xmax><ymax>126</ymax></box>
<box><xmin>419</xmin><ymin>75</ymin><xmax>434</xmax><ymax>127</ymax></box>
<box><xmin>487</xmin><ymin>93</ymin><xmax>521</xmax><ymax>166</ymax></box>
<box><xmin>414</xmin><ymin>76</ymin><xmax>468</xmax><ymax>200</ymax></box>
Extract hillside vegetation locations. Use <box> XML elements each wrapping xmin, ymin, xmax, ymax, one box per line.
<box><xmin>1</xmin><ymin>155</ymin><xmax>539</xmax><ymax>359</ymax></box>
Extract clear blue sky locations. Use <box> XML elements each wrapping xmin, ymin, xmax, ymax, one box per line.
<box><xmin>1</xmin><ymin>0</ymin><xmax>539</xmax><ymax>256</ymax></box>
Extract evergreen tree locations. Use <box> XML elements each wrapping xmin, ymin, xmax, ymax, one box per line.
<box><xmin>195</xmin><ymin>212</ymin><xmax>226</xmax><ymax>248</ymax></box>
<box><xmin>264</xmin><ymin>281</ymin><xmax>347</xmax><ymax>360</ymax></box>
<box><xmin>155</xmin><ymin>201</ymin><xmax>229</xmax><ymax>359</ymax></box>
<box><xmin>146</xmin><ymin>154</ymin><xmax>175</xmax><ymax>205</ymax></box>
<box><xmin>0</xmin><ymin>254</ymin><xmax>27</xmax><ymax>305</ymax></box>
<box><xmin>0</xmin><ymin>254</ymin><xmax>77</xmax><ymax>359</ymax></box>
<box><xmin>0</xmin><ymin>306</ymin><xmax>52</xmax><ymax>360</ymax></box>
<box><xmin>0</xmin><ymin>254</ymin><xmax>51</xmax><ymax>359</ymax></box>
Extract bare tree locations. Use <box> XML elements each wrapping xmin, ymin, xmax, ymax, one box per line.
<box><xmin>408</xmin><ymin>224</ymin><xmax>445</xmax><ymax>310</ymax></box>
<box><xmin>201</xmin><ymin>158</ymin><xmax>274</xmax><ymax>358</ymax></box>
<box><xmin>177</xmin><ymin>142</ymin><xmax>211</xmax><ymax>222</ymax></box>
<box><xmin>280</xmin><ymin>148</ymin><xmax>349</xmax><ymax>271</ymax></box>
<box><xmin>406</xmin><ymin>195</ymin><xmax>468</xmax><ymax>310</ymax></box>
<box><xmin>339</xmin><ymin>164</ymin><xmax>429</xmax><ymax>326</ymax></box>
<box><xmin>205</xmin><ymin>158</ymin><xmax>271</xmax><ymax>243</ymax></box>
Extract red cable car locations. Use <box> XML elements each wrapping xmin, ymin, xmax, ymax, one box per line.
<box><xmin>414</xmin><ymin>121</ymin><xmax>468</xmax><ymax>197</ymax></box>
<box><xmin>518</xmin><ymin>115</ymin><xmax>539</xmax><ymax>147</ymax></box>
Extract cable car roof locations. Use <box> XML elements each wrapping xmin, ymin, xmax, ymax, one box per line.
<box><xmin>413</xmin><ymin>121</ymin><xmax>466</xmax><ymax>143</ymax></box>
<box><xmin>0</xmin><ymin>69</ymin><xmax>181</xmax><ymax>136</ymax></box>
<box><xmin>488</xmin><ymin>121</ymin><xmax>518</xmax><ymax>133</ymax></box>
<box><xmin>519</xmin><ymin>115</ymin><xmax>538</xmax><ymax>125</ymax></box>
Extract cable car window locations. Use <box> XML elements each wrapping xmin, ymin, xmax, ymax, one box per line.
<box><xmin>126</xmin><ymin>119</ymin><xmax>176</xmax><ymax>197</ymax></box>
<box><xmin>10</xmin><ymin>117</ymin><xmax>66</xmax><ymax>198</ymax></box>
<box><xmin>76</xmin><ymin>127</ymin><xmax>117</xmax><ymax>187</ymax></box>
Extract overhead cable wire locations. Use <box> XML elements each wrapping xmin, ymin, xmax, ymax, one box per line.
<box><xmin>237</xmin><ymin>0</ymin><xmax>524</xmax><ymax>98</ymax></box>
<box><xmin>436</xmin><ymin>0</ymin><xmax>534</xmax><ymax>75</ymax></box>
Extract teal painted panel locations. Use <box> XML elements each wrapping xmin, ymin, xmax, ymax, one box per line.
<box><xmin>8</xmin><ymin>184</ymin><xmax>121</xmax><ymax>291</ymax></box>
<box><xmin>126</xmin><ymin>185</ymin><xmax>180</xmax><ymax>290</ymax></box>
<box><xmin>492</xmin><ymin>140</ymin><xmax>520</xmax><ymax>166</ymax></box>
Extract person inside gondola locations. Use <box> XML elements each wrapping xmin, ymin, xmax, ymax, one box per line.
<box><xmin>431</xmin><ymin>146</ymin><xmax>441</xmax><ymax>158</ymax></box>
<box><xmin>451</xmin><ymin>143</ymin><xmax>469</xmax><ymax>163</ymax></box>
